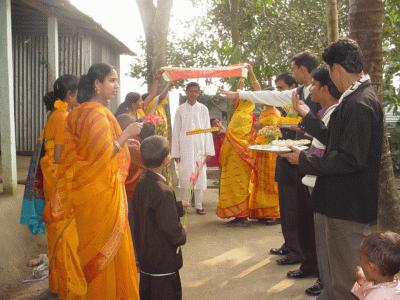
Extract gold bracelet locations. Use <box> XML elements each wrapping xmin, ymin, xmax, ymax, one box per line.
<box><xmin>239</xmin><ymin>77</ymin><xmax>245</xmax><ymax>83</ymax></box>
<box><xmin>113</xmin><ymin>140</ymin><xmax>122</xmax><ymax>152</ymax></box>
<box><xmin>252</xmin><ymin>80</ymin><xmax>259</xmax><ymax>84</ymax></box>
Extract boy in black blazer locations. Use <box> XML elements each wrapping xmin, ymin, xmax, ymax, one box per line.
<box><xmin>133</xmin><ymin>136</ymin><xmax>188</xmax><ymax>300</ymax></box>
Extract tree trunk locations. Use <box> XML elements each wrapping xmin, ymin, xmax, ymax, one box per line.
<box><xmin>349</xmin><ymin>0</ymin><xmax>400</xmax><ymax>232</ymax></box>
<box><xmin>229</xmin><ymin>0</ymin><xmax>240</xmax><ymax>46</ymax></box>
<box><xmin>136</xmin><ymin>0</ymin><xmax>178</xmax><ymax>183</ymax></box>
<box><xmin>326</xmin><ymin>0</ymin><xmax>339</xmax><ymax>43</ymax></box>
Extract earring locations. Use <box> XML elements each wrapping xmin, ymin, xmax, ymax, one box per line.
<box><xmin>95</xmin><ymin>87</ymin><xmax>100</xmax><ymax>94</ymax></box>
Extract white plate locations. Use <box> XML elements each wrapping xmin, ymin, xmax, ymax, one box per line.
<box><xmin>248</xmin><ymin>144</ymin><xmax>308</xmax><ymax>153</ymax></box>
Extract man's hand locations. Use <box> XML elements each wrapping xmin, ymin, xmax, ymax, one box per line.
<box><xmin>292</xmin><ymin>91</ymin><xmax>310</xmax><ymax>117</ymax></box>
<box><xmin>278</xmin><ymin>145</ymin><xmax>301</xmax><ymax>165</ymax></box>
<box><xmin>218</xmin><ymin>89</ymin><xmax>239</xmax><ymax>100</ymax></box>
<box><xmin>174</xmin><ymin>158</ymin><xmax>180</xmax><ymax>164</ymax></box>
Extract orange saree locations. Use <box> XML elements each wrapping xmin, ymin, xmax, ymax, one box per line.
<box><xmin>41</xmin><ymin>101</ymin><xmax>87</xmax><ymax>299</ymax></box>
<box><xmin>249</xmin><ymin>107</ymin><xmax>281</xmax><ymax>219</ymax></box>
<box><xmin>216</xmin><ymin>99</ymin><xmax>256</xmax><ymax>219</ymax></box>
<box><xmin>54</xmin><ymin>101</ymin><xmax>139</xmax><ymax>299</ymax></box>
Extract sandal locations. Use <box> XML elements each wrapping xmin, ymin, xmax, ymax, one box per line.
<box><xmin>196</xmin><ymin>209</ymin><xmax>206</xmax><ymax>215</ymax></box>
<box><xmin>227</xmin><ymin>218</ymin><xmax>249</xmax><ymax>227</ymax></box>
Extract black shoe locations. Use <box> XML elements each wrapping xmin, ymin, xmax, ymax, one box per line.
<box><xmin>276</xmin><ymin>257</ymin><xmax>301</xmax><ymax>265</ymax></box>
<box><xmin>270</xmin><ymin>247</ymin><xmax>289</xmax><ymax>255</ymax></box>
<box><xmin>305</xmin><ymin>280</ymin><xmax>323</xmax><ymax>296</ymax></box>
<box><xmin>287</xmin><ymin>268</ymin><xmax>317</xmax><ymax>279</ymax></box>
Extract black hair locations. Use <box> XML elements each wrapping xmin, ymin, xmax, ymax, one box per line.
<box><xmin>43</xmin><ymin>74</ymin><xmax>79</xmax><ymax>111</ymax></box>
<box><xmin>292</xmin><ymin>50</ymin><xmax>319</xmax><ymax>74</ymax></box>
<box><xmin>322</xmin><ymin>37</ymin><xmax>364</xmax><ymax>74</ymax></box>
<box><xmin>140</xmin><ymin>136</ymin><xmax>170</xmax><ymax>168</ymax></box>
<box><xmin>311</xmin><ymin>65</ymin><xmax>342</xmax><ymax>100</ymax></box>
<box><xmin>275</xmin><ymin>72</ymin><xmax>298</xmax><ymax>88</ymax></box>
<box><xmin>116</xmin><ymin>113</ymin><xmax>135</xmax><ymax>131</ymax></box>
<box><xmin>210</xmin><ymin>116</ymin><xmax>219</xmax><ymax>126</ymax></box>
<box><xmin>114</xmin><ymin>92</ymin><xmax>141</xmax><ymax>117</ymax></box>
<box><xmin>138</xmin><ymin>123</ymin><xmax>156</xmax><ymax>143</ymax></box>
<box><xmin>361</xmin><ymin>231</ymin><xmax>400</xmax><ymax>277</ymax></box>
<box><xmin>186</xmin><ymin>82</ymin><xmax>200</xmax><ymax>91</ymax></box>
<box><xmin>141</xmin><ymin>93</ymin><xmax>150</xmax><ymax>101</ymax></box>
<box><xmin>77</xmin><ymin>63</ymin><xmax>115</xmax><ymax>104</ymax></box>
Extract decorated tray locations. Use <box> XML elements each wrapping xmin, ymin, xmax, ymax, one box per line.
<box><xmin>186</xmin><ymin>127</ymin><xmax>219</xmax><ymax>135</ymax></box>
<box><xmin>248</xmin><ymin>144</ymin><xmax>309</xmax><ymax>153</ymax></box>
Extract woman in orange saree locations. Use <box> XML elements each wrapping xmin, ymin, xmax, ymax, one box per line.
<box><xmin>216</xmin><ymin>98</ymin><xmax>256</xmax><ymax>227</ymax></box>
<box><xmin>55</xmin><ymin>63</ymin><xmax>141</xmax><ymax>299</ymax></box>
<box><xmin>249</xmin><ymin>106</ymin><xmax>281</xmax><ymax>221</ymax></box>
<box><xmin>40</xmin><ymin>75</ymin><xmax>87</xmax><ymax>299</ymax></box>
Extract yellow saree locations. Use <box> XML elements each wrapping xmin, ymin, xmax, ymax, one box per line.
<box><xmin>216</xmin><ymin>99</ymin><xmax>256</xmax><ymax>219</ymax></box>
<box><xmin>249</xmin><ymin>107</ymin><xmax>281</xmax><ymax>219</ymax></box>
<box><xmin>55</xmin><ymin>101</ymin><xmax>139</xmax><ymax>299</ymax></box>
<box><xmin>144</xmin><ymin>94</ymin><xmax>173</xmax><ymax>186</ymax></box>
<box><xmin>41</xmin><ymin>102</ymin><xmax>87</xmax><ymax>299</ymax></box>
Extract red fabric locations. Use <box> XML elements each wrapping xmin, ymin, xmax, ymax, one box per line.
<box><xmin>208</xmin><ymin>135</ymin><xmax>225</xmax><ymax>167</ymax></box>
<box><xmin>161</xmin><ymin>64</ymin><xmax>248</xmax><ymax>82</ymax></box>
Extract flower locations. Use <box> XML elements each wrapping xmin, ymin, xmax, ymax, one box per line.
<box><xmin>144</xmin><ymin>114</ymin><xmax>163</xmax><ymax>125</ymax></box>
<box><xmin>54</xmin><ymin>100</ymin><xmax>68</xmax><ymax>111</ymax></box>
<box><xmin>258</xmin><ymin>126</ymin><xmax>282</xmax><ymax>141</ymax></box>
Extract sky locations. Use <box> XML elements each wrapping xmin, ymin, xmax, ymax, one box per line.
<box><xmin>69</xmin><ymin>0</ymin><xmax>205</xmax><ymax>117</ymax></box>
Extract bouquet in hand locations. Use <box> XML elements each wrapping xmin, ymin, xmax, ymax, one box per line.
<box><xmin>256</xmin><ymin>126</ymin><xmax>282</xmax><ymax>144</ymax></box>
<box><xmin>282</xmin><ymin>103</ymin><xmax>299</xmax><ymax>118</ymax></box>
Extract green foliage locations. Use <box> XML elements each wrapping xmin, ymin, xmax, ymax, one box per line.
<box><xmin>383</xmin><ymin>0</ymin><xmax>400</xmax><ymax>111</ymax></box>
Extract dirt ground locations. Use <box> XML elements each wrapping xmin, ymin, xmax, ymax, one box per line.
<box><xmin>4</xmin><ymin>158</ymin><xmax>400</xmax><ymax>300</ymax></box>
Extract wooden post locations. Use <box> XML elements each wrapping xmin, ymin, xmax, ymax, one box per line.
<box><xmin>0</xmin><ymin>0</ymin><xmax>17</xmax><ymax>193</ymax></box>
<box><xmin>47</xmin><ymin>16</ymin><xmax>59</xmax><ymax>90</ymax></box>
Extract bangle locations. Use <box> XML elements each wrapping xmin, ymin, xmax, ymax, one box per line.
<box><xmin>113</xmin><ymin>140</ymin><xmax>122</xmax><ymax>152</ymax></box>
<box><xmin>252</xmin><ymin>80</ymin><xmax>259</xmax><ymax>84</ymax></box>
<box><xmin>239</xmin><ymin>77</ymin><xmax>245</xmax><ymax>83</ymax></box>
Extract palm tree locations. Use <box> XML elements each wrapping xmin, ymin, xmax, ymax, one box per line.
<box><xmin>349</xmin><ymin>0</ymin><xmax>400</xmax><ymax>232</ymax></box>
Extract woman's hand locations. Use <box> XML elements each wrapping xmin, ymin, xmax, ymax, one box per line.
<box><xmin>126</xmin><ymin>122</ymin><xmax>143</xmax><ymax>137</ymax></box>
<box><xmin>155</xmin><ymin>69</ymin><xmax>164</xmax><ymax>79</ymax></box>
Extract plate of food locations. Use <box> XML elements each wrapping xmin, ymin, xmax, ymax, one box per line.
<box><xmin>271</xmin><ymin>139</ymin><xmax>310</xmax><ymax>146</ymax></box>
<box><xmin>248</xmin><ymin>144</ymin><xmax>308</xmax><ymax>153</ymax></box>
<box><xmin>186</xmin><ymin>127</ymin><xmax>219</xmax><ymax>135</ymax></box>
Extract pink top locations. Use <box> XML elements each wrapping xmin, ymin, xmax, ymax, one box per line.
<box><xmin>352</xmin><ymin>277</ymin><xmax>400</xmax><ymax>299</ymax></box>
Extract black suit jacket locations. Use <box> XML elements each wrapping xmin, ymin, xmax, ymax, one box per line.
<box><xmin>298</xmin><ymin>80</ymin><xmax>383</xmax><ymax>223</ymax></box>
<box><xmin>133</xmin><ymin>170</ymin><xmax>186</xmax><ymax>274</ymax></box>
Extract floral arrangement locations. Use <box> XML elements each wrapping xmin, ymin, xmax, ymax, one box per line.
<box><xmin>256</xmin><ymin>126</ymin><xmax>282</xmax><ymax>144</ymax></box>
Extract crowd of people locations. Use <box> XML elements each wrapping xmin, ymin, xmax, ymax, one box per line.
<box><xmin>20</xmin><ymin>37</ymin><xmax>400</xmax><ymax>300</ymax></box>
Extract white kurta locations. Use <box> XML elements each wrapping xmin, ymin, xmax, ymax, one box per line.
<box><xmin>171</xmin><ymin>102</ymin><xmax>215</xmax><ymax>190</ymax></box>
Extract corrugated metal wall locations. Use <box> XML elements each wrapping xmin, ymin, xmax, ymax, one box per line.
<box><xmin>13</xmin><ymin>34</ymin><xmax>87</xmax><ymax>153</ymax></box>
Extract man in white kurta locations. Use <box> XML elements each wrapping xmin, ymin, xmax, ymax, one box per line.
<box><xmin>171</xmin><ymin>82</ymin><xmax>215</xmax><ymax>215</ymax></box>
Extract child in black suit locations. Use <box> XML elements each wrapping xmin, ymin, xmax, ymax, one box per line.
<box><xmin>133</xmin><ymin>136</ymin><xmax>188</xmax><ymax>300</ymax></box>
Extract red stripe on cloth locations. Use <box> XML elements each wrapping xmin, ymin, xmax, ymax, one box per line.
<box><xmin>162</xmin><ymin>64</ymin><xmax>248</xmax><ymax>82</ymax></box>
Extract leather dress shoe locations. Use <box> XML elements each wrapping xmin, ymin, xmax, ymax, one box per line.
<box><xmin>276</xmin><ymin>257</ymin><xmax>301</xmax><ymax>265</ymax></box>
<box><xmin>305</xmin><ymin>280</ymin><xmax>323</xmax><ymax>296</ymax></box>
<box><xmin>287</xmin><ymin>268</ymin><xmax>317</xmax><ymax>279</ymax></box>
<box><xmin>270</xmin><ymin>248</ymin><xmax>289</xmax><ymax>255</ymax></box>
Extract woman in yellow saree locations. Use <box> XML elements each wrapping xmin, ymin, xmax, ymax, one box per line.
<box><xmin>249</xmin><ymin>106</ymin><xmax>281</xmax><ymax>221</ymax></box>
<box><xmin>40</xmin><ymin>75</ymin><xmax>87</xmax><ymax>299</ymax></box>
<box><xmin>55</xmin><ymin>63</ymin><xmax>141</xmax><ymax>299</ymax></box>
<box><xmin>216</xmin><ymin>98</ymin><xmax>256</xmax><ymax>226</ymax></box>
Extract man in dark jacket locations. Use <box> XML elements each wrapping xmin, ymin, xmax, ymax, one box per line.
<box><xmin>281</xmin><ymin>38</ymin><xmax>384</xmax><ymax>300</ymax></box>
<box><xmin>133</xmin><ymin>136</ymin><xmax>188</xmax><ymax>300</ymax></box>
